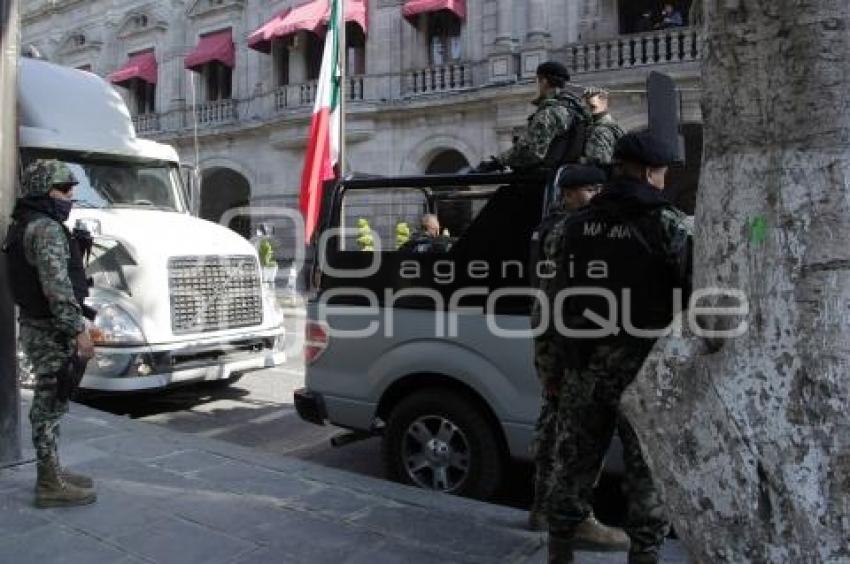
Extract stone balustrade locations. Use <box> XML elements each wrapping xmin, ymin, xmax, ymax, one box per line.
<box><xmin>193</xmin><ymin>99</ymin><xmax>238</xmax><ymax>126</ymax></box>
<box><xmin>405</xmin><ymin>63</ymin><xmax>472</xmax><ymax>96</ymax></box>
<box><xmin>132</xmin><ymin>113</ymin><xmax>160</xmax><ymax>135</ymax></box>
<box><xmin>562</xmin><ymin>27</ymin><xmax>701</xmax><ymax>74</ymax></box>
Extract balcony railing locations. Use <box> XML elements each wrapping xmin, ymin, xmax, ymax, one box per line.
<box><xmin>563</xmin><ymin>27</ymin><xmax>701</xmax><ymax>74</ymax></box>
<box><xmin>132</xmin><ymin>113</ymin><xmax>160</xmax><ymax>135</ymax></box>
<box><xmin>347</xmin><ymin>76</ymin><xmax>364</xmax><ymax>101</ymax></box>
<box><xmin>406</xmin><ymin>63</ymin><xmax>472</xmax><ymax>95</ymax></box>
<box><xmin>194</xmin><ymin>99</ymin><xmax>237</xmax><ymax>126</ymax></box>
<box><xmin>274</xmin><ymin>76</ymin><xmax>365</xmax><ymax>112</ymax></box>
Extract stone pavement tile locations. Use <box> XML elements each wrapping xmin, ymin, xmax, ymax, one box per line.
<box><xmin>289</xmin><ymin>484</ymin><xmax>392</xmax><ymax>519</ymax></box>
<box><xmin>193</xmin><ymin>461</ymin><xmax>321</xmax><ymax>502</ymax></box>
<box><xmin>0</xmin><ymin>500</ymin><xmax>52</xmax><ymax>537</ymax></box>
<box><xmin>71</xmin><ymin>455</ymin><xmax>205</xmax><ymax>502</ymax></box>
<box><xmin>40</xmin><ymin>487</ymin><xmax>168</xmax><ymax>541</ymax></box>
<box><xmin>0</xmin><ymin>526</ymin><xmax>129</xmax><ymax>564</ymax></box>
<box><xmin>349</xmin><ymin>505</ymin><xmax>538</xmax><ymax>562</ymax></box>
<box><xmin>243</xmin><ymin>515</ymin><xmax>386</xmax><ymax>564</ymax></box>
<box><xmin>83</xmin><ymin>432</ymin><xmax>187</xmax><ymax>461</ymax></box>
<box><xmin>57</xmin><ymin>442</ymin><xmax>113</xmax><ymax>467</ymax></box>
<box><xmin>343</xmin><ymin>540</ymin><xmax>473</xmax><ymax>564</ymax></box>
<box><xmin>112</xmin><ymin>514</ymin><xmax>257</xmax><ymax>564</ymax></box>
<box><xmin>0</xmin><ymin>466</ymin><xmax>33</xmax><ymax>494</ymax></box>
<box><xmin>61</xmin><ymin>411</ymin><xmax>130</xmax><ymax>443</ymax></box>
<box><xmin>152</xmin><ymin>488</ymin><xmax>300</xmax><ymax>537</ymax></box>
<box><xmin>147</xmin><ymin>449</ymin><xmax>233</xmax><ymax>475</ymax></box>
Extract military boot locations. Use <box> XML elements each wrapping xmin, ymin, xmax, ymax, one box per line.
<box><xmin>59</xmin><ymin>467</ymin><xmax>94</xmax><ymax>489</ymax></box>
<box><xmin>54</xmin><ymin>450</ymin><xmax>94</xmax><ymax>489</ymax></box>
<box><xmin>34</xmin><ymin>460</ymin><xmax>97</xmax><ymax>508</ymax></box>
<box><xmin>573</xmin><ymin>514</ymin><xmax>630</xmax><ymax>551</ymax></box>
<box><xmin>547</xmin><ymin>535</ymin><xmax>575</xmax><ymax>564</ymax></box>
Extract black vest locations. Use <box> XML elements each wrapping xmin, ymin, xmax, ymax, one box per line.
<box><xmin>557</xmin><ymin>179</ymin><xmax>684</xmax><ymax>346</ymax></box>
<box><xmin>3</xmin><ymin>197</ymin><xmax>90</xmax><ymax>320</ymax></box>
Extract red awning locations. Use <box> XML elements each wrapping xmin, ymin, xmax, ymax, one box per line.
<box><xmin>248</xmin><ymin>7</ymin><xmax>292</xmax><ymax>53</ymax></box>
<box><xmin>247</xmin><ymin>0</ymin><xmax>368</xmax><ymax>53</ymax></box>
<box><xmin>185</xmin><ymin>29</ymin><xmax>235</xmax><ymax>71</ymax></box>
<box><xmin>108</xmin><ymin>51</ymin><xmax>157</xmax><ymax>85</ymax></box>
<box><xmin>402</xmin><ymin>0</ymin><xmax>465</xmax><ymax>23</ymax></box>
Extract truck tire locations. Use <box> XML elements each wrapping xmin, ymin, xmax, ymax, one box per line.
<box><xmin>382</xmin><ymin>388</ymin><xmax>503</xmax><ymax>500</ymax></box>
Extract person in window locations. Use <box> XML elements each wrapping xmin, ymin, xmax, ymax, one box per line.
<box><xmin>398</xmin><ymin>214</ymin><xmax>451</xmax><ymax>253</ymax></box>
<box><xmin>657</xmin><ymin>3</ymin><xmax>684</xmax><ymax>28</ymax></box>
<box><xmin>477</xmin><ymin>62</ymin><xmax>590</xmax><ymax>172</ymax></box>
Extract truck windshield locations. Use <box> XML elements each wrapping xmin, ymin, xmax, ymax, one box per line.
<box><xmin>47</xmin><ymin>158</ymin><xmax>185</xmax><ymax>212</ymax></box>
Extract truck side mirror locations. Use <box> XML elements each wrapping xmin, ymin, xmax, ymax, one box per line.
<box><xmin>180</xmin><ymin>163</ymin><xmax>200</xmax><ymax>216</ymax></box>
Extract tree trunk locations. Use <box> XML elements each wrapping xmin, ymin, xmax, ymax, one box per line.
<box><xmin>621</xmin><ymin>1</ymin><xmax>850</xmax><ymax>562</ymax></box>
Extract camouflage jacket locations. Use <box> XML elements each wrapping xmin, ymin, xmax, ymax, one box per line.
<box><xmin>20</xmin><ymin>215</ymin><xmax>86</xmax><ymax>336</ymax></box>
<box><xmin>498</xmin><ymin>92</ymin><xmax>589</xmax><ymax>170</ymax></box>
<box><xmin>582</xmin><ymin>112</ymin><xmax>625</xmax><ymax>166</ymax></box>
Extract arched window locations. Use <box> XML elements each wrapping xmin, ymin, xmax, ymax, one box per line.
<box><xmin>347</xmin><ymin>22</ymin><xmax>366</xmax><ymax>75</ymax></box>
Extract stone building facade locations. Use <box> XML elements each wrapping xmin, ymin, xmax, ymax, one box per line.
<box><xmin>22</xmin><ymin>0</ymin><xmax>703</xmax><ymax>255</ymax></box>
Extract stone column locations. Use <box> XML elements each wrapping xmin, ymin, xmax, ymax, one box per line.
<box><xmin>494</xmin><ymin>0</ymin><xmax>514</xmax><ymax>49</ymax></box>
<box><xmin>525</xmin><ymin>0</ymin><xmax>549</xmax><ymax>43</ymax></box>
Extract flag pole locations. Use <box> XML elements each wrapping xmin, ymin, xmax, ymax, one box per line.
<box><xmin>337</xmin><ymin>0</ymin><xmax>347</xmax><ymax>178</ymax></box>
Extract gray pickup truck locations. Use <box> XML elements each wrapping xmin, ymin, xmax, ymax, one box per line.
<box><xmin>294</xmin><ymin>171</ymin><xmax>621</xmax><ymax>500</ymax></box>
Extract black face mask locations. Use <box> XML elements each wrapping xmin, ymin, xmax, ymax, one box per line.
<box><xmin>51</xmin><ymin>197</ymin><xmax>73</xmax><ymax>221</ymax></box>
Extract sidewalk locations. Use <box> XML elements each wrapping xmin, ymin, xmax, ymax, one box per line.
<box><xmin>0</xmin><ymin>396</ymin><xmax>690</xmax><ymax>564</ymax></box>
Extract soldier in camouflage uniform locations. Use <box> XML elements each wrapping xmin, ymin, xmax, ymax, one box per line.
<box><xmin>478</xmin><ymin>62</ymin><xmax>590</xmax><ymax>172</ymax></box>
<box><xmin>544</xmin><ymin>132</ymin><xmax>692</xmax><ymax>564</ymax></box>
<box><xmin>582</xmin><ymin>88</ymin><xmax>626</xmax><ymax>166</ymax></box>
<box><xmin>3</xmin><ymin>160</ymin><xmax>97</xmax><ymax>508</ymax></box>
<box><xmin>529</xmin><ymin>165</ymin><xmax>629</xmax><ymax>549</ymax></box>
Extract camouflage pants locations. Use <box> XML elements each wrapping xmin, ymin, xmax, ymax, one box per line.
<box><xmin>19</xmin><ymin>322</ymin><xmax>75</xmax><ymax>467</ymax></box>
<box><xmin>531</xmin><ymin>389</ymin><xmax>558</xmax><ymax>513</ymax></box>
<box><xmin>29</xmin><ymin>374</ymin><xmax>68</xmax><ymax>466</ymax></box>
<box><xmin>548</xmin><ymin>342</ymin><xmax>670</xmax><ymax>556</ymax></box>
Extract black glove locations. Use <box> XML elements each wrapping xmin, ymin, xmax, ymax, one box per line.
<box><xmin>474</xmin><ymin>157</ymin><xmax>504</xmax><ymax>173</ymax></box>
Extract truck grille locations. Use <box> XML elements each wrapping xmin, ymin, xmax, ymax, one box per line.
<box><xmin>168</xmin><ymin>255</ymin><xmax>263</xmax><ymax>334</ymax></box>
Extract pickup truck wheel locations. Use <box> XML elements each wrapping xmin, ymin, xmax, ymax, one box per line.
<box><xmin>382</xmin><ymin>389</ymin><xmax>503</xmax><ymax>500</ymax></box>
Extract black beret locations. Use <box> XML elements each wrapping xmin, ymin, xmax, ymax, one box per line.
<box><xmin>536</xmin><ymin>61</ymin><xmax>570</xmax><ymax>83</ymax></box>
<box><xmin>613</xmin><ymin>130</ymin><xmax>679</xmax><ymax>167</ymax></box>
<box><xmin>556</xmin><ymin>164</ymin><xmax>607</xmax><ymax>190</ymax></box>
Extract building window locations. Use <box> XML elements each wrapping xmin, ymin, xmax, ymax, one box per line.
<box><xmin>305</xmin><ymin>33</ymin><xmax>323</xmax><ymax>81</ymax></box>
<box><xmin>272</xmin><ymin>40</ymin><xmax>290</xmax><ymax>87</ymax></box>
<box><xmin>428</xmin><ymin>11</ymin><xmax>462</xmax><ymax>66</ymax></box>
<box><xmin>346</xmin><ymin>22</ymin><xmax>366</xmax><ymax>76</ymax></box>
<box><xmin>129</xmin><ymin>78</ymin><xmax>156</xmax><ymax>114</ymax></box>
<box><xmin>204</xmin><ymin>62</ymin><xmax>232</xmax><ymax>101</ymax></box>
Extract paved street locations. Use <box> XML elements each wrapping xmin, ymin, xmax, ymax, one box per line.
<box><xmin>79</xmin><ymin>309</ymin><xmax>388</xmax><ymax>479</ymax></box>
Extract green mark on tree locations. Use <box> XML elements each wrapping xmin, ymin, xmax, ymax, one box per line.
<box><xmin>750</xmin><ymin>216</ymin><xmax>768</xmax><ymax>245</ymax></box>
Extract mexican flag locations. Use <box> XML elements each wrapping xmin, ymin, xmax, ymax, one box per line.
<box><xmin>299</xmin><ymin>0</ymin><xmax>342</xmax><ymax>242</ymax></box>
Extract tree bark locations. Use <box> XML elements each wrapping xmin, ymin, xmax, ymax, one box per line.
<box><xmin>621</xmin><ymin>1</ymin><xmax>850</xmax><ymax>562</ymax></box>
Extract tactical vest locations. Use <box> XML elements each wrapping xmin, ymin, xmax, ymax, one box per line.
<box><xmin>557</xmin><ymin>204</ymin><xmax>682</xmax><ymax>345</ymax></box>
<box><xmin>3</xmin><ymin>203</ymin><xmax>89</xmax><ymax>320</ymax></box>
<box><xmin>542</xmin><ymin>96</ymin><xmax>591</xmax><ymax>169</ymax></box>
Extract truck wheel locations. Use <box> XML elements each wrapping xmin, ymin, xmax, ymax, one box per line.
<box><xmin>382</xmin><ymin>389</ymin><xmax>503</xmax><ymax>500</ymax></box>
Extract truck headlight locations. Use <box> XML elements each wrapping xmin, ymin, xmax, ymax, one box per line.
<box><xmin>91</xmin><ymin>304</ymin><xmax>145</xmax><ymax>346</ymax></box>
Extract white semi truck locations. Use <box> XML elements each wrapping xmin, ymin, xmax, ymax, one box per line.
<box><xmin>18</xmin><ymin>57</ymin><xmax>286</xmax><ymax>392</ymax></box>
